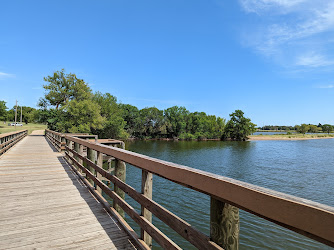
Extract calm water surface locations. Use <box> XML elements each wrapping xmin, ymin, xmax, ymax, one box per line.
<box><xmin>123</xmin><ymin>139</ymin><xmax>334</xmax><ymax>249</ymax></box>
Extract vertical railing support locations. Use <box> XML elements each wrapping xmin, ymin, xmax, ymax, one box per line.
<box><xmin>66</xmin><ymin>139</ymin><xmax>73</xmax><ymax>165</ymax></box>
<box><xmin>74</xmin><ymin>142</ymin><xmax>80</xmax><ymax>172</ymax></box>
<box><xmin>113</xmin><ymin>142</ymin><xmax>126</xmax><ymax>219</ymax></box>
<box><xmin>61</xmin><ymin>136</ymin><xmax>66</xmax><ymax>153</ymax></box>
<box><xmin>87</xmin><ymin>147</ymin><xmax>96</xmax><ymax>185</ymax></box>
<box><xmin>141</xmin><ymin>170</ymin><xmax>153</xmax><ymax>248</ymax></box>
<box><xmin>210</xmin><ymin>197</ymin><xmax>240</xmax><ymax>250</ymax></box>
<box><xmin>96</xmin><ymin>151</ymin><xmax>103</xmax><ymax>194</ymax></box>
<box><xmin>78</xmin><ymin>143</ymin><xmax>84</xmax><ymax>167</ymax></box>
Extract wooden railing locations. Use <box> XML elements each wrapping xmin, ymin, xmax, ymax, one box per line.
<box><xmin>0</xmin><ymin>130</ymin><xmax>28</xmax><ymax>156</ymax></box>
<box><xmin>45</xmin><ymin>129</ymin><xmax>334</xmax><ymax>249</ymax></box>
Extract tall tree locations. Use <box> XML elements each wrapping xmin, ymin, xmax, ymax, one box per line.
<box><xmin>16</xmin><ymin>106</ymin><xmax>37</xmax><ymax>124</ymax></box>
<box><xmin>164</xmin><ymin>106</ymin><xmax>189</xmax><ymax>138</ymax></box>
<box><xmin>308</xmin><ymin>124</ymin><xmax>319</xmax><ymax>133</ymax></box>
<box><xmin>0</xmin><ymin>101</ymin><xmax>7</xmax><ymax>121</ymax></box>
<box><xmin>119</xmin><ymin>104</ymin><xmax>141</xmax><ymax>136</ymax></box>
<box><xmin>57</xmin><ymin>99</ymin><xmax>105</xmax><ymax>133</ymax></box>
<box><xmin>298</xmin><ymin>124</ymin><xmax>310</xmax><ymax>134</ymax></box>
<box><xmin>222</xmin><ymin>110</ymin><xmax>256</xmax><ymax>141</ymax></box>
<box><xmin>139</xmin><ymin>107</ymin><xmax>165</xmax><ymax>138</ymax></box>
<box><xmin>39</xmin><ymin>69</ymin><xmax>91</xmax><ymax>109</ymax></box>
<box><xmin>322</xmin><ymin>124</ymin><xmax>333</xmax><ymax>134</ymax></box>
<box><xmin>91</xmin><ymin>92</ymin><xmax>127</xmax><ymax>139</ymax></box>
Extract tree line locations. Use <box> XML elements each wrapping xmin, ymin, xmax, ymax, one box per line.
<box><xmin>258</xmin><ymin>123</ymin><xmax>334</xmax><ymax>134</ymax></box>
<box><xmin>2</xmin><ymin>69</ymin><xmax>333</xmax><ymax>139</ymax></box>
<box><xmin>1</xmin><ymin>69</ymin><xmax>256</xmax><ymax>141</ymax></box>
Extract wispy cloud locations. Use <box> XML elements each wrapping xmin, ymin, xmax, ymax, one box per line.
<box><xmin>295</xmin><ymin>52</ymin><xmax>334</xmax><ymax>67</ymax></box>
<box><xmin>240</xmin><ymin>0</ymin><xmax>306</xmax><ymax>14</ymax></box>
<box><xmin>315</xmin><ymin>84</ymin><xmax>334</xmax><ymax>89</ymax></box>
<box><xmin>0</xmin><ymin>72</ymin><xmax>14</xmax><ymax>78</ymax></box>
<box><xmin>239</xmin><ymin>0</ymin><xmax>334</xmax><ymax>70</ymax></box>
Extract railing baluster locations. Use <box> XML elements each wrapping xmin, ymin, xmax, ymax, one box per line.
<box><xmin>66</xmin><ymin>139</ymin><xmax>73</xmax><ymax>164</ymax></box>
<box><xmin>87</xmin><ymin>147</ymin><xmax>96</xmax><ymax>185</ymax></box>
<box><xmin>210</xmin><ymin>198</ymin><xmax>239</xmax><ymax>249</ymax></box>
<box><xmin>114</xmin><ymin>142</ymin><xmax>126</xmax><ymax>219</ymax></box>
<box><xmin>141</xmin><ymin>170</ymin><xmax>153</xmax><ymax>248</ymax></box>
<box><xmin>96</xmin><ymin>151</ymin><xmax>103</xmax><ymax>194</ymax></box>
<box><xmin>78</xmin><ymin>143</ymin><xmax>84</xmax><ymax>168</ymax></box>
<box><xmin>61</xmin><ymin>135</ymin><xmax>66</xmax><ymax>153</ymax></box>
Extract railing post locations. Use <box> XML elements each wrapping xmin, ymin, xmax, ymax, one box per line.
<box><xmin>141</xmin><ymin>170</ymin><xmax>153</xmax><ymax>248</ymax></box>
<box><xmin>73</xmin><ymin>142</ymin><xmax>80</xmax><ymax>172</ymax></box>
<box><xmin>61</xmin><ymin>136</ymin><xmax>66</xmax><ymax>153</ymax></box>
<box><xmin>78</xmin><ymin>143</ymin><xmax>84</xmax><ymax>165</ymax></box>
<box><xmin>66</xmin><ymin>139</ymin><xmax>73</xmax><ymax>164</ymax></box>
<box><xmin>113</xmin><ymin>142</ymin><xmax>126</xmax><ymax>219</ymax></box>
<box><xmin>210</xmin><ymin>197</ymin><xmax>239</xmax><ymax>250</ymax></box>
<box><xmin>87</xmin><ymin>147</ymin><xmax>96</xmax><ymax>185</ymax></box>
<box><xmin>96</xmin><ymin>151</ymin><xmax>103</xmax><ymax>194</ymax></box>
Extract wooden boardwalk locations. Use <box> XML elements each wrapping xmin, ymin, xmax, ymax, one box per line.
<box><xmin>0</xmin><ymin>130</ymin><xmax>137</xmax><ymax>250</ymax></box>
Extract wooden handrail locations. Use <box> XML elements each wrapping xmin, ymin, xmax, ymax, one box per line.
<box><xmin>0</xmin><ymin>130</ymin><xmax>27</xmax><ymax>156</ymax></box>
<box><xmin>0</xmin><ymin>129</ymin><xmax>27</xmax><ymax>139</ymax></box>
<box><xmin>45</xmin><ymin>129</ymin><xmax>334</xmax><ymax>248</ymax></box>
<box><xmin>66</xmin><ymin>145</ymin><xmax>219</xmax><ymax>249</ymax></box>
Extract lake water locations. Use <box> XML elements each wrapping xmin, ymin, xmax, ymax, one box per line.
<box><xmin>123</xmin><ymin>139</ymin><xmax>334</xmax><ymax>249</ymax></box>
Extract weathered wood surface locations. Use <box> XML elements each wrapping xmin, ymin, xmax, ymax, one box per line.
<box><xmin>0</xmin><ymin>130</ymin><xmax>137</xmax><ymax>250</ymax></box>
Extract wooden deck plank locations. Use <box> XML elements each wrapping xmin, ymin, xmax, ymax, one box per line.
<box><xmin>0</xmin><ymin>130</ymin><xmax>137</xmax><ymax>250</ymax></box>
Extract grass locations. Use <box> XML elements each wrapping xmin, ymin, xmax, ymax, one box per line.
<box><xmin>0</xmin><ymin>122</ymin><xmax>47</xmax><ymax>135</ymax></box>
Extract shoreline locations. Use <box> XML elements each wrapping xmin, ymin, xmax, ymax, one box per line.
<box><xmin>248</xmin><ymin>135</ymin><xmax>334</xmax><ymax>141</ymax></box>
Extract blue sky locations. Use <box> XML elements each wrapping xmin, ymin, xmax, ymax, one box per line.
<box><xmin>1</xmin><ymin>0</ymin><xmax>334</xmax><ymax>126</ymax></box>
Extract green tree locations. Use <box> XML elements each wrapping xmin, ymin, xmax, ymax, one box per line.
<box><xmin>185</xmin><ymin>112</ymin><xmax>226</xmax><ymax>139</ymax></box>
<box><xmin>119</xmin><ymin>104</ymin><xmax>141</xmax><ymax>136</ymax></box>
<box><xmin>222</xmin><ymin>110</ymin><xmax>256</xmax><ymax>141</ymax></box>
<box><xmin>164</xmin><ymin>106</ymin><xmax>189</xmax><ymax>138</ymax></box>
<box><xmin>17</xmin><ymin>106</ymin><xmax>37</xmax><ymax>124</ymax></box>
<box><xmin>38</xmin><ymin>69</ymin><xmax>100</xmax><ymax>134</ymax></box>
<box><xmin>298</xmin><ymin>124</ymin><xmax>310</xmax><ymax>135</ymax></box>
<box><xmin>39</xmin><ymin>69</ymin><xmax>92</xmax><ymax>109</ymax></box>
<box><xmin>294</xmin><ymin>125</ymin><xmax>300</xmax><ymax>131</ymax></box>
<box><xmin>91</xmin><ymin>92</ymin><xmax>127</xmax><ymax>139</ymax></box>
<box><xmin>139</xmin><ymin>107</ymin><xmax>165</xmax><ymax>138</ymax></box>
<box><xmin>57</xmin><ymin>99</ymin><xmax>105</xmax><ymax>133</ymax></box>
<box><xmin>308</xmin><ymin>124</ymin><xmax>319</xmax><ymax>133</ymax></box>
<box><xmin>322</xmin><ymin>124</ymin><xmax>333</xmax><ymax>134</ymax></box>
<box><xmin>0</xmin><ymin>101</ymin><xmax>7</xmax><ymax>121</ymax></box>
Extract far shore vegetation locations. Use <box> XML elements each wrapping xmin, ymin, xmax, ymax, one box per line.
<box><xmin>1</xmin><ymin>69</ymin><xmax>333</xmax><ymax>141</ymax></box>
<box><xmin>249</xmin><ymin>133</ymin><xmax>334</xmax><ymax>140</ymax></box>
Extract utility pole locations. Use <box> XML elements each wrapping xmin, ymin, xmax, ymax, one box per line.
<box><xmin>14</xmin><ymin>100</ymin><xmax>17</xmax><ymax>130</ymax></box>
<box><xmin>20</xmin><ymin>106</ymin><xmax>22</xmax><ymax>123</ymax></box>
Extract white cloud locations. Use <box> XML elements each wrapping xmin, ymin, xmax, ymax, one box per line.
<box><xmin>295</xmin><ymin>53</ymin><xmax>334</xmax><ymax>67</ymax></box>
<box><xmin>315</xmin><ymin>84</ymin><xmax>334</xmax><ymax>89</ymax></box>
<box><xmin>240</xmin><ymin>0</ymin><xmax>306</xmax><ymax>14</ymax></box>
<box><xmin>0</xmin><ymin>72</ymin><xmax>13</xmax><ymax>77</ymax></box>
<box><xmin>239</xmin><ymin>0</ymin><xmax>334</xmax><ymax>69</ymax></box>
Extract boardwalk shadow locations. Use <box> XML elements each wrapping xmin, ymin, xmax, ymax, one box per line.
<box><xmin>55</xmin><ymin>155</ymin><xmax>134</xmax><ymax>248</ymax></box>
<box><xmin>43</xmin><ymin>136</ymin><xmax>59</xmax><ymax>152</ymax></box>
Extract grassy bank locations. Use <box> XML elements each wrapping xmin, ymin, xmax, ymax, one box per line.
<box><xmin>0</xmin><ymin>123</ymin><xmax>47</xmax><ymax>135</ymax></box>
<box><xmin>249</xmin><ymin>133</ymin><xmax>334</xmax><ymax>140</ymax></box>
